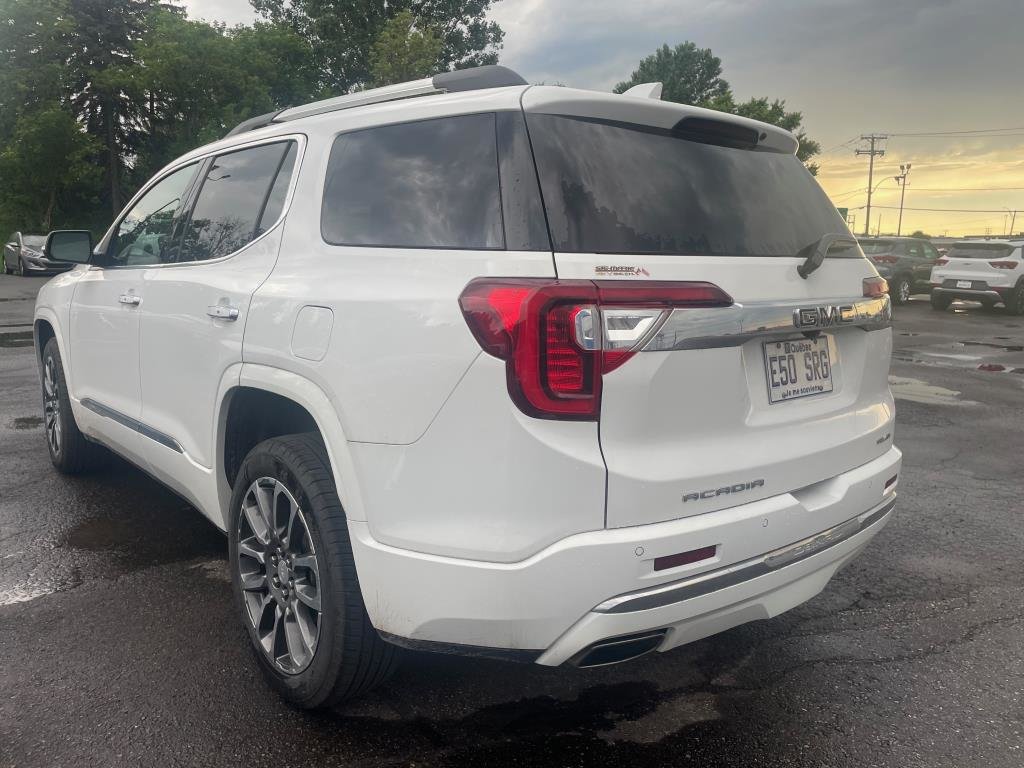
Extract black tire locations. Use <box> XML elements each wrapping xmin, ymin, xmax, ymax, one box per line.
<box><xmin>1007</xmin><ymin>283</ymin><xmax>1024</xmax><ymax>316</ymax></box>
<box><xmin>228</xmin><ymin>433</ymin><xmax>399</xmax><ymax>709</ymax></box>
<box><xmin>930</xmin><ymin>292</ymin><xmax>951</xmax><ymax>311</ymax></box>
<box><xmin>41</xmin><ymin>338</ymin><xmax>109</xmax><ymax>473</ymax></box>
<box><xmin>17</xmin><ymin>255</ymin><xmax>25</xmax><ymax>276</ymax></box>
<box><xmin>891</xmin><ymin>274</ymin><xmax>913</xmax><ymax>305</ymax></box>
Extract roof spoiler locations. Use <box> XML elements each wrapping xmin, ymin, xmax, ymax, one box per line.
<box><xmin>224</xmin><ymin>65</ymin><xmax>527</xmax><ymax>138</ymax></box>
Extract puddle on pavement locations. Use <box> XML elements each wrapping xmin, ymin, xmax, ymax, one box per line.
<box><xmin>59</xmin><ymin>510</ymin><xmax>225</xmax><ymax>571</ymax></box>
<box><xmin>0</xmin><ymin>330</ymin><xmax>33</xmax><ymax>348</ymax></box>
<box><xmin>10</xmin><ymin>415</ymin><xmax>42</xmax><ymax>429</ymax></box>
<box><xmin>888</xmin><ymin>375</ymin><xmax>975</xmax><ymax>406</ymax></box>
<box><xmin>962</xmin><ymin>340</ymin><xmax>1024</xmax><ymax>352</ymax></box>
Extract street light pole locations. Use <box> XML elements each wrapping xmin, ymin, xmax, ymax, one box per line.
<box><xmin>895</xmin><ymin>163</ymin><xmax>911</xmax><ymax>236</ymax></box>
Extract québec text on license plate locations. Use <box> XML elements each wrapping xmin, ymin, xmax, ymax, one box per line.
<box><xmin>763</xmin><ymin>336</ymin><xmax>834</xmax><ymax>403</ymax></box>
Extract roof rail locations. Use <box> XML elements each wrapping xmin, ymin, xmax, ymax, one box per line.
<box><xmin>225</xmin><ymin>65</ymin><xmax>527</xmax><ymax>138</ymax></box>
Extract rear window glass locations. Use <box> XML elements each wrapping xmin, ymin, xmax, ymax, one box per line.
<box><xmin>947</xmin><ymin>244</ymin><xmax>1015</xmax><ymax>259</ymax></box>
<box><xmin>526</xmin><ymin>114</ymin><xmax>849</xmax><ymax>257</ymax></box>
<box><xmin>321</xmin><ymin>114</ymin><xmax>503</xmax><ymax>249</ymax></box>
<box><xmin>859</xmin><ymin>240</ymin><xmax>896</xmax><ymax>254</ymax></box>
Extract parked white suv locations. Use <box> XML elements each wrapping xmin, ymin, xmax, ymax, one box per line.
<box><xmin>34</xmin><ymin>66</ymin><xmax>901</xmax><ymax>708</ymax></box>
<box><xmin>929</xmin><ymin>239</ymin><xmax>1024</xmax><ymax>313</ymax></box>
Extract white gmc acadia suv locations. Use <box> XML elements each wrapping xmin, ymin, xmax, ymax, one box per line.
<box><xmin>33</xmin><ymin>66</ymin><xmax>901</xmax><ymax>708</ymax></box>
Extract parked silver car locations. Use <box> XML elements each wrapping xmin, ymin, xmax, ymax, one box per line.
<box><xmin>3</xmin><ymin>231</ymin><xmax>75</xmax><ymax>276</ymax></box>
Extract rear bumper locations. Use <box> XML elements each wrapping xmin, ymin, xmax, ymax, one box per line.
<box><xmin>931</xmin><ymin>287</ymin><xmax>1008</xmax><ymax>302</ymax></box>
<box><xmin>349</xmin><ymin>446</ymin><xmax>901</xmax><ymax>663</ymax></box>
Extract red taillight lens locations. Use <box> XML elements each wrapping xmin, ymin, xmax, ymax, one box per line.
<box><xmin>934</xmin><ymin>258</ymin><xmax>949</xmax><ymax>266</ymax></box>
<box><xmin>870</xmin><ymin>254</ymin><xmax>898</xmax><ymax>264</ymax></box>
<box><xmin>989</xmin><ymin>260</ymin><xmax>1017</xmax><ymax>269</ymax></box>
<box><xmin>863</xmin><ymin>276</ymin><xmax>889</xmax><ymax>298</ymax></box>
<box><xmin>459</xmin><ymin>279</ymin><xmax>733</xmax><ymax>420</ymax></box>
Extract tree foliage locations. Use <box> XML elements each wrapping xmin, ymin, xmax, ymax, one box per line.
<box><xmin>0</xmin><ymin>107</ymin><xmax>99</xmax><ymax>233</ymax></box>
<box><xmin>251</xmin><ymin>0</ymin><xmax>503</xmax><ymax>92</ymax></box>
<box><xmin>369</xmin><ymin>11</ymin><xmax>444</xmax><ymax>87</ymax></box>
<box><xmin>616</xmin><ymin>41</ymin><xmax>820</xmax><ymax>172</ymax></box>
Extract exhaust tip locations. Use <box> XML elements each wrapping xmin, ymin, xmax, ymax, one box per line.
<box><xmin>572</xmin><ymin>630</ymin><xmax>668</xmax><ymax>668</ymax></box>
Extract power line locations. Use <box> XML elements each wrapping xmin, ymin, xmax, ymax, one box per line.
<box><xmin>887</xmin><ymin>126</ymin><xmax>1024</xmax><ymax>137</ymax></box>
<box><xmin>868</xmin><ymin>204</ymin><xmax>1018</xmax><ymax>213</ymax></box>
<box><xmin>887</xmin><ymin>186</ymin><xmax>1024</xmax><ymax>192</ymax></box>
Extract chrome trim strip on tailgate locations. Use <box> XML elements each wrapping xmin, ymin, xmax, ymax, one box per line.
<box><xmin>643</xmin><ymin>295</ymin><xmax>891</xmax><ymax>351</ymax></box>
<box><xmin>594</xmin><ymin>497</ymin><xmax>896</xmax><ymax>615</ymax></box>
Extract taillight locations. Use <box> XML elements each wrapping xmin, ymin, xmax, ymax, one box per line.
<box><xmin>934</xmin><ymin>258</ymin><xmax>949</xmax><ymax>266</ymax></box>
<box><xmin>989</xmin><ymin>260</ymin><xmax>1017</xmax><ymax>269</ymax></box>
<box><xmin>863</xmin><ymin>276</ymin><xmax>889</xmax><ymax>298</ymax></box>
<box><xmin>870</xmin><ymin>254</ymin><xmax>898</xmax><ymax>264</ymax></box>
<box><xmin>458</xmin><ymin>279</ymin><xmax>733</xmax><ymax>420</ymax></box>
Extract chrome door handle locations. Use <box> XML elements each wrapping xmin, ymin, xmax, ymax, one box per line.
<box><xmin>207</xmin><ymin>305</ymin><xmax>239</xmax><ymax>321</ymax></box>
<box><xmin>118</xmin><ymin>294</ymin><xmax>141</xmax><ymax>306</ymax></box>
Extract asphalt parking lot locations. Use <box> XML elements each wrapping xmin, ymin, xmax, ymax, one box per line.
<box><xmin>1</xmin><ymin>275</ymin><xmax>1022</xmax><ymax>768</ymax></box>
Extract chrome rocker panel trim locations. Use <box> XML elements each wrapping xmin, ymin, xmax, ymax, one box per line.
<box><xmin>80</xmin><ymin>397</ymin><xmax>184</xmax><ymax>453</ymax></box>
<box><xmin>643</xmin><ymin>295</ymin><xmax>892</xmax><ymax>352</ymax></box>
<box><xmin>594</xmin><ymin>497</ymin><xmax>896</xmax><ymax>615</ymax></box>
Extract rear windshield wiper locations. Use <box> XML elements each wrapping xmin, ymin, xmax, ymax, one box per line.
<box><xmin>796</xmin><ymin>233</ymin><xmax>858</xmax><ymax>279</ymax></box>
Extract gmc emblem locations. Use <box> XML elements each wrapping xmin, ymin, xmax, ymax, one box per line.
<box><xmin>793</xmin><ymin>305</ymin><xmax>855</xmax><ymax>329</ymax></box>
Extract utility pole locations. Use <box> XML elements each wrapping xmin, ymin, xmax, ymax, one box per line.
<box><xmin>856</xmin><ymin>134</ymin><xmax>887</xmax><ymax>236</ymax></box>
<box><xmin>895</xmin><ymin>163</ymin><xmax>911</xmax><ymax>236</ymax></box>
<box><xmin>1009</xmin><ymin>210</ymin><xmax>1017</xmax><ymax>236</ymax></box>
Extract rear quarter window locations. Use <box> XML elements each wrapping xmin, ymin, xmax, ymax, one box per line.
<box><xmin>321</xmin><ymin>113</ymin><xmax>504</xmax><ymax>250</ymax></box>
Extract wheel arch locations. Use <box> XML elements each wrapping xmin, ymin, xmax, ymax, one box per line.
<box><xmin>215</xmin><ymin>364</ymin><xmax>368</xmax><ymax>529</ymax></box>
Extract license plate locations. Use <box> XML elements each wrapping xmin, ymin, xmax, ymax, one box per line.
<box><xmin>763</xmin><ymin>336</ymin><xmax>834</xmax><ymax>404</ymax></box>
<box><xmin>957</xmin><ymin>280</ymin><xmax>972</xmax><ymax>288</ymax></box>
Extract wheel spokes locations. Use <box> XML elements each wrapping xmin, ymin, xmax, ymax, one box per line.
<box><xmin>237</xmin><ymin>477</ymin><xmax>322</xmax><ymax>675</ymax></box>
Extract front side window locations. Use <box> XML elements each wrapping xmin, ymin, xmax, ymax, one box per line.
<box><xmin>110</xmin><ymin>163</ymin><xmax>199</xmax><ymax>266</ymax></box>
<box><xmin>527</xmin><ymin>114</ymin><xmax>849</xmax><ymax>257</ymax></box>
<box><xmin>321</xmin><ymin>113</ymin><xmax>504</xmax><ymax>249</ymax></box>
<box><xmin>179</xmin><ymin>141</ymin><xmax>296</xmax><ymax>262</ymax></box>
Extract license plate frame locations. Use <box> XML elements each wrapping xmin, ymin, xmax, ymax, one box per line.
<box><xmin>763</xmin><ymin>335</ymin><xmax>835</xmax><ymax>404</ymax></box>
<box><xmin>956</xmin><ymin>280</ymin><xmax>973</xmax><ymax>289</ymax></box>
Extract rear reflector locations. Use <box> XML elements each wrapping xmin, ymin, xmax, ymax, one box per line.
<box><xmin>863</xmin><ymin>276</ymin><xmax>889</xmax><ymax>298</ymax></box>
<box><xmin>459</xmin><ymin>279</ymin><xmax>733</xmax><ymax>420</ymax></box>
<box><xmin>653</xmin><ymin>545</ymin><xmax>717</xmax><ymax>571</ymax></box>
<box><xmin>884</xmin><ymin>474</ymin><xmax>898</xmax><ymax>493</ymax></box>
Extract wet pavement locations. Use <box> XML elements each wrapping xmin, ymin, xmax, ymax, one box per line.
<box><xmin>1</xmin><ymin>275</ymin><xmax>1022</xmax><ymax>768</ymax></box>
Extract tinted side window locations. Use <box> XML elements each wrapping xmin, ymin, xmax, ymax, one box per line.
<box><xmin>321</xmin><ymin>114</ymin><xmax>504</xmax><ymax>249</ymax></box>
<box><xmin>907</xmin><ymin>242</ymin><xmax>923</xmax><ymax>258</ymax></box>
<box><xmin>180</xmin><ymin>141</ymin><xmax>293</xmax><ymax>262</ymax></box>
<box><xmin>109</xmin><ymin>163</ymin><xmax>199</xmax><ymax>266</ymax></box>
<box><xmin>257</xmin><ymin>142</ymin><xmax>298</xmax><ymax>237</ymax></box>
<box><xmin>922</xmin><ymin>243</ymin><xmax>940</xmax><ymax>260</ymax></box>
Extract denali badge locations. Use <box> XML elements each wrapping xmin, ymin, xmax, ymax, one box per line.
<box><xmin>595</xmin><ymin>265</ymin><xmax>651</xmax><ymax>277</ymax></box>
<box><xmin>793</xmin><ymin>305</ymin><xmax>855</xmax><ymax>329</ymax></box>
<box><xmin>683</xmin><ymin>479</ymin><xmax>765</xmax><ymax>503</ymax></box>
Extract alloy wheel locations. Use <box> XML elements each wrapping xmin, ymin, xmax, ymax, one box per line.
<box><xmin>43</xmin><ymin>356</ymin><xmax>62</xmax><ymax>456</ymax></box>
<box><xmin>898</xmin><ymin>280</ymin><xmax>911</xmax><ymax>303</ymax></box>
<box><xmin>236</xmin><ymin>477</ymin><xmax>322</xmax><ymax>674</ymax></box>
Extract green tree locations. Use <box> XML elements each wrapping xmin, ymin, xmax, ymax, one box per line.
<box><xmin>908</xmin><ymin>229</ymin><xmax>931</xmax><ymax>239</ymax></box>
<box><xmin>251</xmin><ymin>0</ymin><xmax>503</xmax><ymax>92</ymax></box>
<box><xmin>615</xmin><ymin>42</ymin><xmax>729</xmax><ymax>106</ymax></box>
<box><xmin>64</xmin><ymin>0</ymin><xmax>156</xmax><ymax>214</ymax></box>
<box><xmin>0</xmin><ymin>107</ymin><xmax>99</xmax><ymax>233</ymax></box>
<box><xmin>369</xmin><ymin>11</ymin><xmax>443</xmax><ymax>86</ymax></box>
<box><xmin>616</xmin><ymin>41</ymin><xmax>820</xmax><ymax>172</ymax></box>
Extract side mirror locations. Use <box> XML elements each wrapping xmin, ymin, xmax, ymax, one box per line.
<box><xmin>45</xmin><ymin>230</ymin><xmax>93</xmax><ymax>264</ymax></box>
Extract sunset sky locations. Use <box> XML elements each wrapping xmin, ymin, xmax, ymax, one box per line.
<box><xmin>189</xmin><ymin>0</ymin><xmax>1024</xmax><ymax>237</ymax></box>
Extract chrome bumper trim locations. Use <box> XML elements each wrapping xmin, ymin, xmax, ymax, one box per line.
<box><xmin>594</xmin><ymin>497</ymin><xmax>896</xmax><ymax>615</ymax></box>
<box><xmin>643</xmin><ymin>295</ymin><xmax>891</xmax><ymax>351</ymax></box>
<box><xmin>932</xmin><ymin>288</ymin><xmax>1004</xmax><ymax>300</ymax></box>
